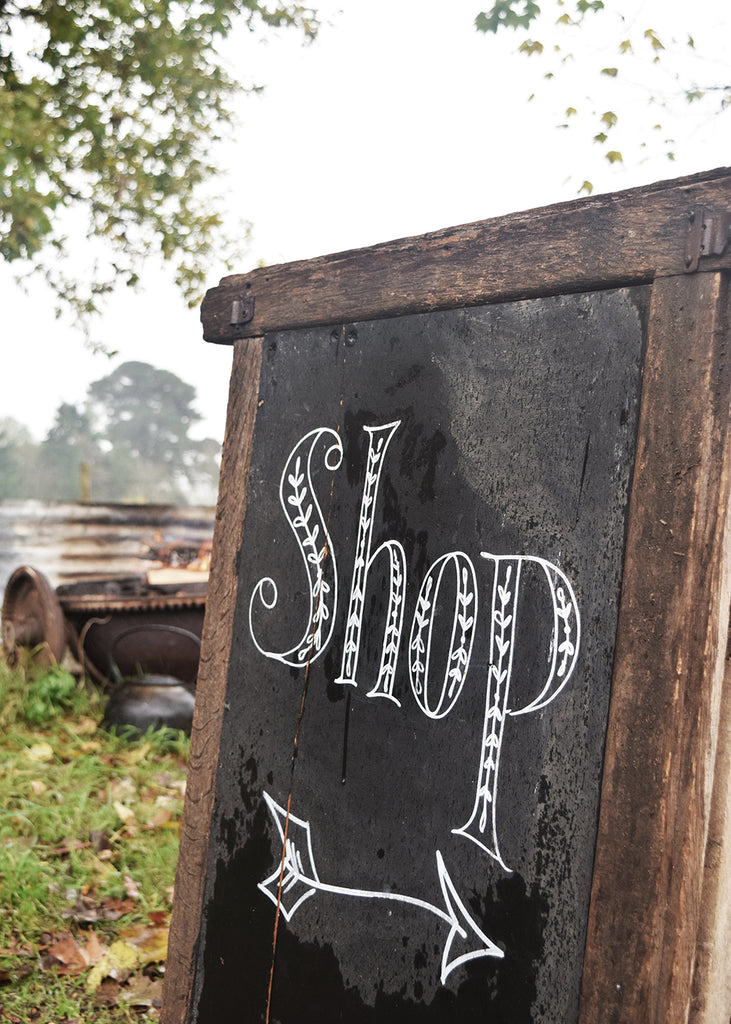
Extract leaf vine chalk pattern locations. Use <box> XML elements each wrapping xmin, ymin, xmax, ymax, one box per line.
<box><xmin>335</xmin><ymin>421</ymin><xmax>406</xmax><ymax>705</ymax></box>
<box><xmin>248</xmin><ymin>427</ymin><xmax>343</xmax><ymax>667</ymax></box>
<box><xmin>453</xmin><ymin>554</ymin><xmax>580</xmax><ymax>870</ymax></box>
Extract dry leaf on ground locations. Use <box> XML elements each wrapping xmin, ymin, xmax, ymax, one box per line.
<box><xmin>63</xmin><ymin>893</ymin><xmax>135</xmax><ymax>923</ymax></box>
<box><xmin>121</xmin><ymin>972</ymin><xmax>164</xmax><ymax>1009</ymax></box>
<box><xmin>25</xmin><ymin>741</ymin><xmax>54</xmax><ymax>763</ymax></box>
<box><xmin>93</xmin><ymin>976</ymin><xmax>122</xmax><ymax>1008</ymax></box>
<box><xmin>40</xmin><ymin>931</ymin><xmax>106</xmax><ymax>976</ymax></box>
<box><xmin>113</xmin><ymin>801</ymin><xmax>137</xmax><ymax>826</ymax></box>
<box><xmin>123</xmin><ymin>873</ymin><xmax>140</xmax><ymax>899</ymax></box>
<box><xmin>86</xmin><ymin>923</ymin><xmax>168</xmax><ymax>991</ymax></box>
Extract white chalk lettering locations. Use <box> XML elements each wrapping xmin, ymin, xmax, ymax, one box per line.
<box><xmin>250</xmin><ymin>417</ymin><xmax>582</xmax><ymax>985</ymax></box>
<box><xmin>335</xmin><ymin>421</ymin><xmax>406</xmax><ymax>705</ymax></box>
<box><xmin>248</xmin><ymin>427</ymin><xmax>343</xmax><ymax>667</ymax></box>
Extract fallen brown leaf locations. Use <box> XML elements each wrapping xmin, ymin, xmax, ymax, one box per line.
<box><xmin>63</xmin><ymin>893</ymin><xmax>135</xmax><ymax>923</ymax></box>
<box><xmin>86</xmin><ymin>932</ymin><xmax>165</xmax><ymax>991</ymax></box>
<box><xmin>0</xmin><ymin>936</ymin><xmax>34</xmax><ymax>957</ymax></box>
<box><xmin>118</xmin><ymin>922</ymin><xmax>168</xmax><ymax>961</ymax></box>
<box><xmin>45</xmin><ymin>933</ymin><xmax>86</xmax><ymax>974</ymax></box>
<box><xmin>146</xmin><ymin>807</ymin><xmax>173</xmax><ymax>829</ymax></box>
<box><xmin>121</xmin><ymin>970</ymin><xmax>162</xmax><ymax>1011</ymax></box>
<box><xmin>123</xmin><ymin>873</ymin><xmax>140</xmax><ymax>899</ymax></box>
<box><xmin>0</xmin><ymin>962</ymin><xmax>34</xmax><ymax>983</ymax></box>
<box><xmin>41</xmin><ymin>930</ymin><xmax>106</xmax><ymax>975</ymax></box>
<box><xmin>93</xmin><ymin>976</ymin><xmax>121</xmax><ymax>1008</ymax></box>
<box><xmin>38</xmin><ymin>839</ymin><xmax>94</xmax><ymax>858</ymax></box>
<box><xmin>122</xmin><ymin>972</ymin><xmax>164</xmax><ymax>1009</ymax></box>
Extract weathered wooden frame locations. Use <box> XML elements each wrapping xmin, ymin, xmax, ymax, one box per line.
<box><xmin>163</xmin><ymin>167</ymin><xmax>731</xmax><ymax>1024</ymax></box>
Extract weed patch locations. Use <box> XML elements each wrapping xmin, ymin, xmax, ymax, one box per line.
<box><xmin>0</xmin><ymin>659</ymin><xmax>189</xmax><ymax>1021</ymax></box>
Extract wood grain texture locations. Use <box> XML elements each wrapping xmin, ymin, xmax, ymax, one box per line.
<box><xmin>579</xmin><ymin>272</ymin><xmax>731</xmax><ymax>1024</ymax></box>
<box><xmin>689</xmin><ymin>647</ymin><xmax>731</xmax><ymax>1024</ymax></box>
<box><xmin>201</xmin><ymin>168</ymin><xmax>731</xmax><ymax>344</ymax></box>
<box><xmin>161</xmin><ymin>337</ymin><xmax>263</xmax><ymax>1024</ymax></box>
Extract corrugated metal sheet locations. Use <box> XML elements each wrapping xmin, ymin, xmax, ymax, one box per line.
<box><xmin>0</xmin><ymin>500</ymin><xmax>215</xmax><ymax>594</ymax></box>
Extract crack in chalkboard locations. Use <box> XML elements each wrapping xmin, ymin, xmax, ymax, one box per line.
<box><xmin>574</xmin><ymin>432</ymin><xmax>591</xmax><ymax>526</ymax></box>
<box><xmin>341</xmin><ymin>690</ymin><xmax>352</xmax><ymax>784</ymax></box>
<box><xmin>266</xmin><ymin>413</ymin><xmax>344</xmax><ymax>1024</ymax></box>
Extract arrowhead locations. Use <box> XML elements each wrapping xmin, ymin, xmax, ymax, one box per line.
<box><xmin>436</xmin><ymin>851</ymin><xmax>504</xmax><ymax>984</ymax></box>
<box><xmin>257</xmin><ymin>791</ymin><xmax>320</xmax><ymax>922</ymax></box>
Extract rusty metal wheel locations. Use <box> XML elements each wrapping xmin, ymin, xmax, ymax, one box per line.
<box><xmin>1</xmin><ymin>565</ymin><xmax>66</xmax><ymax>668</ymax></box>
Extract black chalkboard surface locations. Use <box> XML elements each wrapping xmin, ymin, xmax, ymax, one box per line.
<box><xmin>190</xmin><ymin>287</ymin><xmax>649</xmax><ymax>1022</ymax></box>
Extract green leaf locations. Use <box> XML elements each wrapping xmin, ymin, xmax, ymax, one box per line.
<box><xmin>605</xmin><ymin>150</ymin><xmax>623</xmax><ymax>164</ymax></box>
<box><xmin>565</xmin><ymin>106</ymin><xmax>577</xmax><ymax>117</ymax></box>
<box><xmin>518</xmin><ymin>38</ymin><xmax>544</xmax><ymax>54</ymax></box>
<box><xmin>578</xmin><ymin>181</ymin><xmax>594</xmax><ymax>195</ymax></box>
<box><xmin>475</xmin><ymin>1</ymin><xmax>541</xmax><ymax>34</ymax></box>
<box><xmin>600</xmin><ymin>67</ymin><xmax>618</xmax><ymax>77</ymax></box>
<box><xmin>593</xmin><ymin>131</ymin><xmax>608</xmax><ymax>144</ymax></box>
<box><xmin>0</xmin><ymin>0</ymin><xmax>318</xmax><ymax>326</ymax></box>
<box><xmin>644</xmin><ymin>28</ymin><xmax>665</xmax><ymax>52</ymax></box>
<box><xmin>619</xmin><ymin>39</ymin><xmax>633</xmax><ymax>54</ymax></box>
<box><xmin>600</xmin><ymin>110</ymin><xmax>618</xmax><ymax>128</ymax></box>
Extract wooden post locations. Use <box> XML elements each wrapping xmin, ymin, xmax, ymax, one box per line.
<box><xmin>579</xmin><ymin>272</ymin><xmax>731</xmax><ymax>1023</ymax></box>
<box><xmin>163</xmin><ymin>337</ymin><xmax>263</xmax><ymax>1023</ymax></box>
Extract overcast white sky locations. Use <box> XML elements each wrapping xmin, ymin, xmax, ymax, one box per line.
<box><xmin>2</xmin><ymin>0</ymin><xmax>729</xmax><ymax>445</ymax></box>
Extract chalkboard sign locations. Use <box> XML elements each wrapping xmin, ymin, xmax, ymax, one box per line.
<box><xmin>164</xmin><ymin>169</ymin><xmax>731</xmax><ymax>1024</ymax></box>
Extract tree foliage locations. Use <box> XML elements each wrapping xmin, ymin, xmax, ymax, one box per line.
<box><xmin>88</xmin><ymin>361</ymin><xmax>200</xmax><ymax>466</ymax></box>
<box><xmin>0</xmin><ymin>417</ymin><xmax>37</xmax><ymax>499</ymax></box>
<box><xmin>1</xmin><ymin>0</ymin><xmax>317</xmax><ymax>328</ymax></box>
<box><xmin>0</xmin><ymin>362</ymin><xmax>221</xmax><ymax>504</ymax></box>
<box><xmin>475</xmin><ymin>0</ymin><xmax>730</xmax><ymax>190</ymax></box>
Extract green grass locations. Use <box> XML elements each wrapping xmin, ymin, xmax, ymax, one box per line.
<box><xmin>0</xmin><ymin>658</ymin><xmax>189</xmax><ymax>1022</ymax></box>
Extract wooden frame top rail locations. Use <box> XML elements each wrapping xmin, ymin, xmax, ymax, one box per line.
<box><xmin>201</xmin><ymin>167</ymin><xmax>731</xmax><ymax>344</ymax></box>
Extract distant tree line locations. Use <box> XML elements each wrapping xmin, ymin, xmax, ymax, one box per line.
<box><xmin>0</xmin><ymin>361</ymin><xmax>220</xmax><ymax>505</ymax></box>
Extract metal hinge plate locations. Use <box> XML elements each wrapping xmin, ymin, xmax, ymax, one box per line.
<box><xmin>230</xmin><ymin>293</ymin><xmax>255</xmax><ymax>327</ymax></box>
<box><xmin>684</xmin><ymin>207</ymin><xmax>731</xmax><ymax>273</ymax></box>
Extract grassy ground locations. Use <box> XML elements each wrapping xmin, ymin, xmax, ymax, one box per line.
<box><xmin>0</xmin><ymin>657</ymin><xmax>189</xmax><ymax>1022</ymax></box>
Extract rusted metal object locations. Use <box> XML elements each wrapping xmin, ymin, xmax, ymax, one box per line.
<box><xmin>0</xmin><ymin>500</ymin><xmax>215</xmax><ymax>596</ymax></box>
<box><xmin>57</xmin><ymin>574</ymin><xmax>207</xmax><ymax>686</ymax></box>
<box><xmin>2</xmin><ymin>564</ymin><xmax>207</xmax><ymax>687</ymax></box>
<box><xmin>0</xmin><ymin>504</ymin><xmax>214</xmax><ymax>732</ymax></box>
<box><xmin>1</xmin><ymin>565</ymin><xmax>67</xmax><ymax>667</ymax></box>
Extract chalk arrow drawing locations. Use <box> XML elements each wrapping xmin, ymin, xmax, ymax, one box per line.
<box><xmin>258</xmin><ymin>791</ymin><xmax>504</xmax><ymax>985</ymax></box>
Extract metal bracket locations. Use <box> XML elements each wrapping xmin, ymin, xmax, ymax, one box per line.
<box><xmin>684</xmin><ymin>207</ymin><xmax>731</xmax><ymax>273</ymax></box>
<box><xmin>230</xmin><ymin>293</ymin><xmax>255</xmax><ymax>327</ymax></box>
